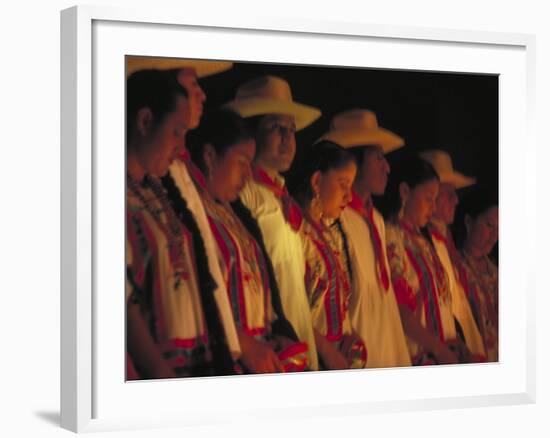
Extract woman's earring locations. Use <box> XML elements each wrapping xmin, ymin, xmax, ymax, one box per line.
<box><xmin>204</xmin><ymin>146</ymin><xmax>216</xmax><ymax>183</ymax></box>
<box><xmin>205</xmin><ymin>157</ymin><xmax>214</xmax><ymax>183</ymax></box>
<box><xmin>311</xmin><ymin>192</ymin><xmax>323</xmax><ymax>221</ymax></box>
<box><xmin>398</xmin><ymin>200</ymin><xmax>406</xmax><ymax>220</ymax></box>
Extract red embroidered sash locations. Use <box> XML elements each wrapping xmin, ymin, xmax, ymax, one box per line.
<box><xmin>178</xmin><ymin>148</ymin><xmax>209</xmax><ymax>192</ymax></box>
<box><xmin>400</xmin><ymin>220</ymin><xmax>445</xmax><ymax>341</ymax></box>
<box><xmin>348</xmin><ymin>192</ymin><xmax>390</xmax><ymax>291</ymax></box>
<box><xmin>429</xmin><ymin>225</ymin><xmax>472</xmax><ymax>301</ymax></box>
<box><xmin>306</xmin><ymin>216</ymin><xmax>351</xmax><ymax>342</ymax></box>
<box><xmin>252</xmin><ymin>166</ymin><xmax>303</xmax><ymax>232</ymax></box>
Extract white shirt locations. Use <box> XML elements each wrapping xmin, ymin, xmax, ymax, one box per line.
<box><xmin>240</xmin><ymin>176</ymin><xmax>319</xmax><ymax>370</ymax></box>
<box><xmin>169</xmin><ymin>159</ymin><xmax>241</xmax><ymax>358</ymax></box>
<box><xmin>340</xmin><ymin>208</ymin><xmax>411</xmax><ymax>368</ymax></box>
<box><xmin>429</xmin><ymin>224</ymin><xmax>486</xmax><ymax>358</ymax></box>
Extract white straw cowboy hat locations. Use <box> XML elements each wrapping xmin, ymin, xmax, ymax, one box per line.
<box><xmin>223</xmin><ymin>75</ymin><xmax>321</xmax><ymax>131</ymax></box>
<box><xmin>126</xmin><ymin>56</ymin><xmax>233</xmax><ymax>78</ymax></box>
<box><xmin>317</xmin><ymin>109</ymin><xmax>404</xmax><ymax>153</ymax></box>
<box><xmin>420</xmin><ymin>149</ymin><xmax>476</xmax><ymax>189</ymax></box>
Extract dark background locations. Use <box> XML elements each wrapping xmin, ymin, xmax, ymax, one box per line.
<box><xmin>200</xmin><ymin>60</ymin><xmax>499</xmax><ymax>260</ymax></box>
<box><xmin>200</xmin><ymin>60</ymin><xmax>498</xmax><ymax>200</ymax></box>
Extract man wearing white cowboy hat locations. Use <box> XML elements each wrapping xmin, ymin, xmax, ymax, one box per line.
<box><xmin>225</xmin><ymin>75</ymin><xmax>322</xmax><ymax>370</ymax></box>
<box><xmin>318</xmin><ymin>108</ymin><xmax>411</xmax><ymax>368</ymax></box>
<box><xmin>420</xmin><ymin>149</ymin><xmax>487</xmax><ymax>362</ymax></box>
<box><xmin>126</xmin><ymin>56</ymin><xmax>243</xmax><ymax>371</ymax></box>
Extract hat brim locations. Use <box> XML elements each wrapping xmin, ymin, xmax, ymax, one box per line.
<box><xmin>223</xmin><ymin>98</ymin><xmax>321</xmax><ymax>131</ymax></box>
<box><xmin>317</xmin><ymin>127</ymin><xmax>404</xmax><ymax>154</ymax></box>
<box><xmin>126</xmin><ymin>56</ymin><xmax>233</xmax><ymax>78</ymax></box>
<box><xmin>439</xmin><ymin>171</ymin><xmax>476</xmax><ymax>189</ymax></box>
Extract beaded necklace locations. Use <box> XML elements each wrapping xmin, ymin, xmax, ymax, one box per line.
<box><xmin>127</xmin><ymin>173</ymin><xmax>190</xmax><ymax>289</ymax></box>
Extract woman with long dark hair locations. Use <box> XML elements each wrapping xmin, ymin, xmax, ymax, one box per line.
<box><xmin>453</xmin><ymin>189</ymin><xmax>499</xmax><ymax>362</ymax></box>
<box><xmin>383</xmin><ymin>153</ymin><xmax>459</xmax><ymax>365</ymax></box>
<box><xmin>126</xmin><ymin>67</ymin><xmax>236</xmax><ymax>379</ymax></box>
<box><xmin>291</xmin><ymin>141</ymin><xmax>367</xmax><ymax>370</ymax></box>
<box><xmin>187</xmin><ymin>109</ymin><xmax>309</xmax><ymax>374</ymax></box>
<box><xmin>317</xmin><ymin>109</ymin><xmax>411</xmax><ymax>369</ymax></box>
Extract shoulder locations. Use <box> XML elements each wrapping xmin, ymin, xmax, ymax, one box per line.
<box><xmin>240</xmin><ymin>179</ymin><xmax>283</xmax><ymax>220</ymax></box>
<box><xmin>385</xmin><ymin>221</ymin><xmax>402</xmax><ymax>243</ymax></box>
<box><xmin>385</xmin><ymin>222</ymin><xmax>406</xmax><ymax>259</ymax></box>
<box><xmin>239</xmin><ymin>179</ymin><xmax>263</xmax><ymax>210</ymax></box>
<box><xmin>298</xmin><ymin>217</ymin><xmax>314</xmax><ymax>240</ymax></box>
<box><xmin>168</xmin><ymin>159</ymin><xmax>189</xmax><ymax>188</ymax></box>
<box><xmin>340</xmin><ymin>207</ymin><xmax>368</xmax><ymax>235</ymax></box>
<box><xmin>372</xmin><ymin>207</ymin><xmax>386</xmax><ymax>230</ymax></box>
<box><xmin>341</xmin><ymin>207</ymin><xmax>362</xmax><ymax>224</ymax></box>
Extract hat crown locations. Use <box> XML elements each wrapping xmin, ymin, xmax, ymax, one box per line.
<box><xmin>330</xmin><ymin>109</ymin><xmax>380</xmax><ymax>131</ymax></box>
<box><xmin>316</xmin><ymin>108</ymin><xmax>404</xmax><ymax>152</ymax></box>
<box><xmin>223</xmin><ymin>75</ymin><xmax>321</xmax><ymax>130</ymax></box>
<box><xmin>235</xmin><ymin>75</ymin><xmax>293</xmax><ymax>103</ymax></box>
<box><xmin>420</xmin><ymin>150</ymin><xmax>455</xmax><ymax>176</ymax></box>
<box><xmin>419</xmin><ymin>149</ymin><xmax>476</xmax><ymax>189</ymax></box>
<box><xmin>126</xmin><ymin>56</ymin><xmax>232</xmax><ymax>78</ymax></box>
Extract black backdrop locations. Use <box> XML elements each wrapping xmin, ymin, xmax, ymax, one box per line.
<box><xmin>200</xmin><ymin>60</ymin><xmax>498</xmax><ymax>204</ymax></box>
<box><xmin>200</xmin><ymin>60</ymin><xmax>499</xmax><ymax>260</ymax></box>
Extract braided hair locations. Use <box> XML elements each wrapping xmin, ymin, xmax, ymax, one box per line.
<box><xmin>161</xmin><ymin>172</ymin><xmax>236</xmax><ymax>375</ymax></box>
<box><xmin>333</xmin><ymin>218</ymin><xmax>354</xmax><ymax>283</ymax></box>
<box><xmin>230</xmin><ymin>199</ymin><xmax>299</xmax><ymax>342</ymax></box>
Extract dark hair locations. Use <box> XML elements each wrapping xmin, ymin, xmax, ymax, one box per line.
<box><xmin>452</xmin><ymin>186</ymin><xmax>498</xmax><ymax>250</ymax></box>
<box><xmin>378</xmin><ymin>152</ymin><xmax>440</xmax><ymax>221</ymax></box>
<box><xmin>348</xmin><ymin>145</ymin><xmax>378</xmax><ymax>169</ymax></box>
<box><xmin>187</xmin><ymin>109</ymin><xmax>253</xmax><ymax>172</ymax></box>
<box><xmin>244</xmin><ymin>115</ymin><xmax>264</xmax><ymax>138</ymax></box>
<box><xmin>230</xmin><ymin>199</ymin><xmax>299</xmax><ymax>342</ymax></box>
<box><xmin>126</xmin><ymin>69</ymin><xmax>188</xmax><ymax>141</ymax></box>
<box><xmin>289</xmin><ymin>140</ymin><xmax>357</xmax><ymax>207</ymax></box>
<box><xmin>161</xmin><ymin>173</ymin><xmax>236</xmax><ymax>375</ymax></box>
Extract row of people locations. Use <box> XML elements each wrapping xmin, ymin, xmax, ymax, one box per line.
<box><xmin>125</xmin><ymin>57</ymin><xmax>498</xmax><ymax>379</ymax></box>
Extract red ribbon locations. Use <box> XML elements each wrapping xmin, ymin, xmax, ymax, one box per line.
<box><xmin>178</xmin><ymin>148</ymin><xmax>209</xmax><ymax>192</ymax></box>
<box><xmin>252</xmin><ymin>166</ymin><xmax>303</xmax><ymax>232</ymax></box>
<box><xmin>178</xmin><ymin>148</ymin><xmax>191</xmax><ymax>162</ymax></box>
<box><xmin>429</xmin><ymin>225</ymin><xmax>473</xmax><ymax>302</ymax></box>
<box><xmin>348</xmin><ymin>192</ymin><xmax>390</xmax><ymax>291</ymax></box>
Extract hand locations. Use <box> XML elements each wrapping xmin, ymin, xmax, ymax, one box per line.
<box><xmin>321</xmin><ymin>348</ymin><xmax>348</xmax><ymax>370</ymax></box>
<box><xmin>239</xmin><ymin>333</ymin><xmax>284</xmax><ymax>374</ymax></box>
<box><xmin>313</xmin><ymin>329</ymin><xmax>348</xmax><ymax>370</ymax></box>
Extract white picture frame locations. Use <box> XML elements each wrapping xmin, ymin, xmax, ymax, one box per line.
<box><xmin>60</xmin><ymin>4</ymin><xmax>536</xmax><ymax>433</ymax></box>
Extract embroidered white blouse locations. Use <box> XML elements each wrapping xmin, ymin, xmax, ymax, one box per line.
<box><xmin>169</xmin><ymin>158</ymin><xmax>241</xmax><ymax>357</ymax></box>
